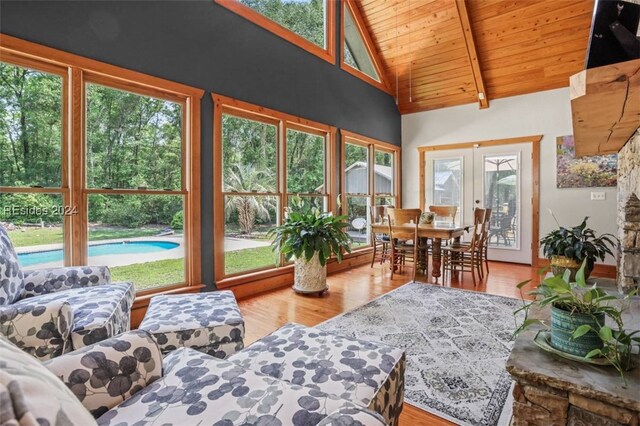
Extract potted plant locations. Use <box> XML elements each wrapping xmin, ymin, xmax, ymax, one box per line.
<box><xmin>514</xmin><ymin>262</ymin><xmax>639</xmax><ymax>385</ymax></box>
<box><xmin>269</xmin><ymin>197</ymin><xmax>352</xmax><ymax>295</ymax></box>
<box><xmin>540</xmin><ymin>215</ymin><xmax>616</xmax><ymax>280</ymax></box>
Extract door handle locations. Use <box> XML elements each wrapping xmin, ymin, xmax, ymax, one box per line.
<box><xmin>475</xmin><ymin>200</ymin><xmax>480</xmax><ymax>204</ymax></box>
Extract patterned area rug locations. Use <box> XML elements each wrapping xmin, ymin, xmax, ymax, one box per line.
<box><xmin>317</xmin><ymin>282</ymin><xmax>523</xmax><ymax>426</ymax></box>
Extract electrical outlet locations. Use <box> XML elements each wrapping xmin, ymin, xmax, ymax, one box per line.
<box><xmin>591</xmin><ymin>191</ymin><xmax>606</xmax><ymax>201</ymax></box>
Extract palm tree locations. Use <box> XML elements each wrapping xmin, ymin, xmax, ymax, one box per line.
<box><xmin>224</xmin><ymin>164</ymin><xmax>276</xmax><ymax>235</ymax></box>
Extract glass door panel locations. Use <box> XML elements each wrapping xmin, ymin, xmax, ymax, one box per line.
<box><xmin>432</xmin><ymin>157</ymin><xmax>463</xmax><ymax>224</ymax></box>
<box><xmin>474</xmin><ymin>143</ymin><xmax>532</xmax><ymax>264</ymax></box>
<box><xmin>483</xmin><ymin>154</ymin><xmax>519</xmax><ymax>250</ymax></box>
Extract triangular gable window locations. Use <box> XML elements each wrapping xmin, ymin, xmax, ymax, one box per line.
<box><xmin>343</xmin><ymin>3</ymin><xmax>379</xmax><ymax>82</ymax></box>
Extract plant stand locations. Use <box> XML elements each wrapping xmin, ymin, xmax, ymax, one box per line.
<box><xmin>292</xmin><ymin>253</ymin><xmax>328</xmax><ymax>295</ymax></box>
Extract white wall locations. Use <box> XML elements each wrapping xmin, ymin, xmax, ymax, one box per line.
<box><xmin>401</xmin><ymin>88</ymin><xmax>617</xmax><ymax>264</ymax></box>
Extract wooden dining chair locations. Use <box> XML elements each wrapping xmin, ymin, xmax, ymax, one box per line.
<box><xmin>387</xmin><ymin>208</ymin><xmax>422</xmax><ymax>282</ymax></box>
<box><xmin>370</xmin><ymin>205</ymin><xmax>392</xmax><ymax>267</ymax></box>
<box><xmin>427</xmin><ymin>205</ymin><xmax>458</xmax><ymax>250</ymax></box>
<box><xmin>429</xmin><ymin>205</ymin><xmax>458</xmax><ymax>220</ymax></box>
<box><xmin>478</xmin><ymin>208</ymin><xmax>492</xmax><ymax>276</ymax></box>
<box><xmin>457</xmin><ymin>208</ymin><xmax>491</xmax><ymax>278</ymax></box>
<box><xmin>441</xmin><ymin>208</ymin><xmax>485</xmax><ymax>286</ymax></box>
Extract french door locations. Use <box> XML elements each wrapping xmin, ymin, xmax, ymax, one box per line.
<box><xmin>424</xmin><ymin>143</ymin><xmax>533</xmax><ymax>264</ymax></box>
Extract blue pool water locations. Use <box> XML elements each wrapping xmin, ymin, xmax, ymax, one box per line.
<box><xmin>18</xmin><ymin>241</ymin><xmax>179</xmax><ymax>267</ymax></box>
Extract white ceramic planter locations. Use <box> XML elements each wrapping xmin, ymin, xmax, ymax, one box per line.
<box><xmin>293</xmin><ymin>253</ymin><xmax>327</xmax><ymax>294</ymax></box>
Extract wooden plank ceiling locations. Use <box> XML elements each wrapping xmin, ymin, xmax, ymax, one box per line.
<box><xmin>356</xmin><ymin>0</ymin><xmax>595</xmax><ymax>114</ymax></box>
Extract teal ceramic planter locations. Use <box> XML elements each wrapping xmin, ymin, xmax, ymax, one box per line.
<box><xmin>550</xmin><ymin>305</ymin><xmax>604</xmax><ymax>357</ymax></box>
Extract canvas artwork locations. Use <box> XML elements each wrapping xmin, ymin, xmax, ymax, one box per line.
<box><xmin>556</xmin><ymin>135</ymin><xmax>617</xmax><ymax>188</ymax></box>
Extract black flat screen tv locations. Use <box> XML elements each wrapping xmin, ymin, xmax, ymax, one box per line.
<box><xmin>586</xmin><ymin>0</ymin><xmax>640</xmax><ymax>68</ymax></box>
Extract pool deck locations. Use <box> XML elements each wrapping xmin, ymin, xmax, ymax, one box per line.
<box><xmin>16</xmin><ymin>235</ymin><xmax>271</xmax><ymax>270</ymax></box>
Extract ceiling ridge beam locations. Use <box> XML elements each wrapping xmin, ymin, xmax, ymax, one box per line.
<box><xmin>454</xmin><ymin>0</ymin><xmax>489</xmax><ymax>109</ymax></box>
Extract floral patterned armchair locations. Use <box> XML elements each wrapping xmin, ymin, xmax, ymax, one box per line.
<box><xmin>0</xmin><ymin>225</ymin><xmax>135</xmax><ymax>360</ymax></box>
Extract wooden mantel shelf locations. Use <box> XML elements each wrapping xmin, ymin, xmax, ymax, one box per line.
<box><xmin>570</xmin><ymin>59</ymin><xmax>640</xmax><ymax>157</ymax></box>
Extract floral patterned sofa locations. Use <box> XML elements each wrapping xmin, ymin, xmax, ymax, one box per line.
<box><xmin>1</xmin><ymin>329</ymin><xmax>388</xmax><ymax>425</ymax></box>
<box><xmin>0</xmin><ymin>225</ymin><xmax>135</xmax><ymax>360</ymax></box>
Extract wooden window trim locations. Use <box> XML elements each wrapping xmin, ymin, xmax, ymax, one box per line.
<box><xmin>341</xmin><ymin>129</ymin><xmax>401</xmax><ymax>253</ymax></box>
<box><xmin>213</xmin><ymin>93</ymin><xmax>337</xmax><ymax>285</ymax></box>
<box><xmin>0</xmin><ymin>34</ymin><xmax>204</xmax><ymax>297</ymax></box>
<box><xmin>340</xmin><ymin>0</ymin><xmax>392</xmax><ymax>94</ymax></box>
<box><xmin>0</xmin><ymin>51</ymin><xmax>72</xmax><ymax>265</ymax></box>
<box><xmin>214</xmin><ymin>0</ymin><xmax>335</xmax><ymax>64</ymax></box>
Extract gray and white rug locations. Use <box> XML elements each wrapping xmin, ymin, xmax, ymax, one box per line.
<box><xmin>317</xmin><ymin>282</ymin><xmax>523</xmax><ymax>426</ymax></box>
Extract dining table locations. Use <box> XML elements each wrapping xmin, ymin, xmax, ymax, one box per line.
<box><xmin>371</xmin><ymin>222</ymin><xmax>473</xmax><ymax>283</ymax></box>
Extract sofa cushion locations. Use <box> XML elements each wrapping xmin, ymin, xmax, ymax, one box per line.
<box><xmin>12</xmin><ymin>282</ymin><xmax>135</xmax><ymax>350</ymax></box>
<box><xmin>229</xmin><ymin>323</ymin><xmax>406</xmax><ymax>425</ymax></box>
<box><xmin>22</xmin><ymin>265</ymin><xmax>112</xmax><ymax>298</ymax></box>
<box><xmin>0</xmin><ymin>225</ymin><xmax>24</xmax><ymax>306</ymax></box>
<box><xmin>0</xmin><ymin>336</ymin><xmax>96</xmax><ymax>425</ymax></box>
<box><xmin>139</xmin><ymin>291</ymin><xmax>244</xmax><ymax>356</ymax></box>
<box><xmin>97</xmin><ymin>347</ymin><xmax>373</xmax><ymax>426</ymax></box>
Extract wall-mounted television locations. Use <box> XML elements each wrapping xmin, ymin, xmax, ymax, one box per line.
<box><xmin>586</xmin><ymin>0</ymin><xmax>640</xmax><ymax>68</ymax></box>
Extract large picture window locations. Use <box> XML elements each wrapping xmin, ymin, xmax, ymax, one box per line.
<box><xmin>216</xmin><ymin>0</ymin><xmax>335</xmax><ymax>63</ymax></box>
<box><xmin>0</xmin><ymin>58</ymin><xmax>69</xmax><ymax>267</ymax></box>
<box><xmin>84</xmin><ymin>81</ymin><xmax>187</xmax><ymax>290</ymax></box>
<box><xmin>214</xmin><ymin>95</ymin><xmax>334</xmax><ymax>283</ymax></box>
<box><xmin>341</xmin><ymin>130</ymin><xmax>399</xmax><ymax>250</ymax></box>
<box><xmin>222</xmin><ymin>113</ymin><xmax>279</xmax><ymax>276</ymax></box>
<box><xmin>0</xmin><ymin>35</ymin><xmax>203</xmax><ymax>295</ymax></box>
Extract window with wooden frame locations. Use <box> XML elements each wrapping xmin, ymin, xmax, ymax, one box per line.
<box><xmin>0</xmin><ymin>54</ymin><xmax>71</xmax><ymax>267</ymax></box>
<box><xmin>0</xmin><ymin>34</ymin><xmax>203</xmax><ymax>295</ymax></box>
<box><xmin>215</xmin><ymin>0</ymin><xmax>335</xmax><ymax>64</ymax></box>
<box><xmin>341</xmin><ymin>130</ymin><xmax>400</xmax><ymax>250</ymax></box>
<box><xmin>340</xmin><ymin>0</ymin><xmax>390</xmax><ymax>93</ymax></box>
<box><xmin>213</xmin><ymin>94</ymin><xmax>335</xmax><ymax>284</ymax></box>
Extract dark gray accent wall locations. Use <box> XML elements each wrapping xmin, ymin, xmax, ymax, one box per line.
<box><xmin>0</xmin><ymin>0</ymin><xmax>401</xmax><ymax>287</ymax></box>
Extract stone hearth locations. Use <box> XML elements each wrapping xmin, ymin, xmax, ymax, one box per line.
<box><xmin>618</xmin><ymin>130</ymin><xmax>640</xmax><ymax>293</ymax></box>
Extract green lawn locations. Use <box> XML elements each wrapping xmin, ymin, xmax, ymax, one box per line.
<box><xmin>8</xmin><ymin>227</ymin><xmax>64</xmax><ymax>247</ymax></box>
<box><xmin>8</xmin><ymin>226</ymin><xmax>166</xmax><ymax>248</ymax></box>
<box><xmin>107</xmin><ymin>246</ymin><xmax>275</xmax><ymax>290</ymax></box>
<box><xmin>111</xmin><ymin>258</ymin><xmax>185</xmax><ymax>291</ymax></box>
<box><xmin>225</xmin><ymin>246</ymin><xmax>275</xmax><ymax>275</ymax></box>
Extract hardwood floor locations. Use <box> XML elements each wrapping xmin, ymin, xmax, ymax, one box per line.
<box><xmin>236</xmin><ymin>260</ymin><xmax>544</xmax><ymax>426</ymax></box>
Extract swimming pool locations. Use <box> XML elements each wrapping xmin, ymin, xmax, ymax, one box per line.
<box><xmin>18</xmin><ymin>241</ymin><xmax>180</xmax><ymax>267</ymax></box>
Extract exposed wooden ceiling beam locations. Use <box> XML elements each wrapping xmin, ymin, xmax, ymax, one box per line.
<box><xmin>454</xmin><ymin>0</ymin><xmax>489</xmax><ymax>109</ymax></box>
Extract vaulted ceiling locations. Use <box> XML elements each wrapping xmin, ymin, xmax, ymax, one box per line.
<box><xmin>355</xmin><ymin>0</ymin><xmax>595</xmax><ymax>114</ymax></box>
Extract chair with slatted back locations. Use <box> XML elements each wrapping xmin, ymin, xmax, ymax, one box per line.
<box><xmin>429</xmin><ymin>205</ymin><xmax>458</xmax><ymax>221</ymax></box>
<box><xmin>460</xmin><ymin>208</ymin><xmax>491</xmax><ymax>278</ymax></box>
<box><xmin>441</xmin><ymin>208</ymin><xmax>485</xmax><ymax>286</ymax></box>
<box><xmin>479</xmin><ymin>208</ymin><xmax>492</xmax><ymax>276</ymax></box>
<box><xmin>370</xmin><ymin>205</ymin><xmax>393</xmax><ymax>267</ymax></box>
<box><xmin>387</xmin><ymin>208</ymin><xmax>421</xmax><ymax>282</ymax></box>
<box><xmin>426</xmin><ymin>205</ymin><xmax>459</xmax><ymax>253</ymax></box>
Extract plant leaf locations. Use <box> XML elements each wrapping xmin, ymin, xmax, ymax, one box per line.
<box><xmin>571</xmin><ymin>324</ymin><xmax>592</xmax><ymax>340</ymax></box>
<box><xmin>599</xmin><ymin>326</ymin><xmax>613</xmax><ymax>342</ymax></box>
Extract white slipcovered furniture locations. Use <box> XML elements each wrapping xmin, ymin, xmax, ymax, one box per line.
<box><xmin>0</xmin><ymin>328</ymin><xmax>395</xmax><ymax>425</ymax></box>
<box><xmin>0</xmin><ymin>225</ymin><xmax>135</xmax><ymax>360</ymax></box>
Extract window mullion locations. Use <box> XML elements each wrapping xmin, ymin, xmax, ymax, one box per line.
<box><xmin>70</xmin><ymin>67</ymin><xmax>87</xmax><ymax>266</ymax></box>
